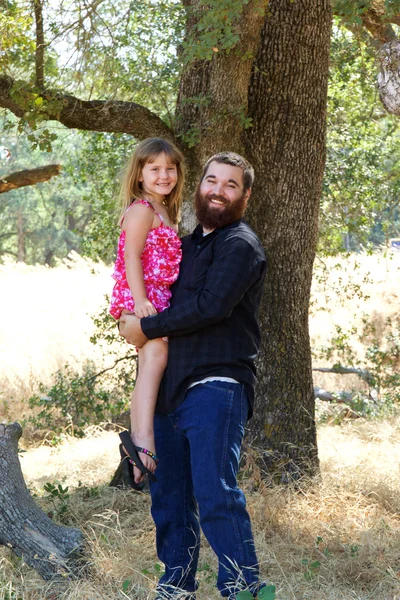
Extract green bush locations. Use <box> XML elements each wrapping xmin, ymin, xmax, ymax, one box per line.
<box><xmin>27</xmin><ymin>357</ymin><xmax>135</xmax><ymax>436</ymax></box>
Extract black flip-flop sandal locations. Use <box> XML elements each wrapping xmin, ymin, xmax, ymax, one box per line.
<box><xmin>119</xmin><ymin>443</ymin><xmax>146</xmax><ymax>491</ymax></box>
<box><xmin>119</xmin><ymin>430</ymin><xmax>158</xmax><ymax>490</ymax></box>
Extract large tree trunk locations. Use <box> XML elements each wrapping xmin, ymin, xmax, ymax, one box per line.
<box><xmin>244</xmin><ymin>0</ymin><xmax>332</xmax><ymax>478</ymax></box>
<box><xmin>0</xmin><ymin>0</ymin><xmax>333</xmax><ymax>482</ymax></box>
<box><xmin>176</xmin><ymin>0</ymin><xmax>268</xmax><ymax>232</ymax></box>
<box><xmin>176</xmin><ymin>0</ymin><xmax>331</xmax><ymax>478</ymax></box>
<box><xmin>0</xmin><ymin>423</ymin><xmax>85</xmax><ymax>580</ymax></box>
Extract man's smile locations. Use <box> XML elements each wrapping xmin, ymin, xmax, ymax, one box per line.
<box><xmin>208</xmin><ymin>195</ymin><xmax>227</xmax><ymax>206</ymax></box>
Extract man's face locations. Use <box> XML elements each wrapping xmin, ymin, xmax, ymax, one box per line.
<box><xmin>194</xmin><ymin>161</ymin><xmax>251</xmax><ymax>230</ymax></box>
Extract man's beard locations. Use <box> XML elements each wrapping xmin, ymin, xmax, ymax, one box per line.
<box><xmin>194</xmin><ymin>188</ymin><xmax>248</xmax><ymax>230</ymax></box>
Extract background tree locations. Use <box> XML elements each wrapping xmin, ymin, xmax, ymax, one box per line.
<box><xmin>322</xmin><ymin>13</ymin><xmax>400</xmax><ymax>253</ymax></box>
<box><xmin>0</xmin><ymin>119</ymin><xmax>95</xmax><ymax>264</ymax></box>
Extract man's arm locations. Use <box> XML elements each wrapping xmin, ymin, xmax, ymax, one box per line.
<box><xmin>141</xmin><ymin>232</ymin><xmax>265</xmax><ymax>340</ymax></box>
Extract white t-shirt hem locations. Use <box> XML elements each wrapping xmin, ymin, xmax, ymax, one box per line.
<box><xmin>188</xmin><ymin>376</ymin><xmax>239</xmax><ymax>389</ymax></box>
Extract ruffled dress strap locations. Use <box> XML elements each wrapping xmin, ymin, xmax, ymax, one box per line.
<box><xmin>122</xmin><ymin>198</ymin><xmax>163</xmax><ymax>225</ymax></box>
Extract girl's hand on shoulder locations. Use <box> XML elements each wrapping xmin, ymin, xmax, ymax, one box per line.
<box><xmin>134</xmin><ymin>298</ymin><xmax>157</xmax><ymax>318</ymax></box>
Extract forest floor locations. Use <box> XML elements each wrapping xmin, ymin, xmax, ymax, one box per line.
<box><xmin>0</xmin><ymin>251</ymin><xmax>399</xmax><ymax>600</ymax></box>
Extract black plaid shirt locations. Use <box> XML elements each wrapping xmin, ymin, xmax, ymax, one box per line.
<box><xmin>141</xmin><ymin>219</ymin><xmax>267</xmax><ymax>418</ymax></box>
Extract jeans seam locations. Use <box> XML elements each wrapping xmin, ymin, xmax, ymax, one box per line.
<box><xmin>221</xmin><ymin>386</ymin><xmax>246</xmax><ymax>567</ymax></box>
<box><xmin>221</xmin><ymin>387</ymin><xmax>233</xmax><ymax>485</ymax></box>
<box><xmin>163</xmin><ymin>417</ymin><xmax>193</xmax><ymax>591</ymax></box>
<box><xmin>177</xmin><ymin>438</ymin><xmax>190</xmax><ymax>586</ymax></box>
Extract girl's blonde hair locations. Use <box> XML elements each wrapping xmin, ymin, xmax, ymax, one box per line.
<box><xmin>119</xmin><ymin>138</ymin><xmax>185</xmax><ymax>225</ymax></box>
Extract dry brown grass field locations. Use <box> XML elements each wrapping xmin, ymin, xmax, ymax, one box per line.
<box><xmin>0</xmin><ymin>252</ymin><xmax>399</xmax><ymax>600</ymax></box>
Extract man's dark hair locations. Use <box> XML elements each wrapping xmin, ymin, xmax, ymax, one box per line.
<box><xmin>201</xmin><ymin>152</ymin><xmax>255</xmax><ymax>192</ymax></box>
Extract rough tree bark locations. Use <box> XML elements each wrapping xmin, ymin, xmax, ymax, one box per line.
<box><xmin>0</xmin><ymin>423</ymin><xmax>85</xmax><ymax>580</ymax></box>
<box><xmin>378</xmin><ymin>40</ymin><xmax>400</xmax><ymax>115</ymax></box>
<box><xmin>243</xmin><ymin>0</ymin><xmax>332</xmax><ymax>478</ymax></box>
<box><xmin>0</xmin><ymin>164</ymin><xmax>61</xmax><ymax>194</ymax></box>
<box><xmin>175</xmin><ymin>0</ymin><xmax>269</xmax><ymax>230</ymax></box>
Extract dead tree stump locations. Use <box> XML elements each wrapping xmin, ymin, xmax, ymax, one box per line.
<box><xmin>0</xmin><ymin>423</ymin><xmax>85</xmax><ymax>580</ymax></box>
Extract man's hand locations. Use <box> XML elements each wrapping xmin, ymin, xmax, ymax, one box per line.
<box><xmin>119</xmin><ymin>312</ymin><xmax>148</xmax><ymax>348</ymax></box>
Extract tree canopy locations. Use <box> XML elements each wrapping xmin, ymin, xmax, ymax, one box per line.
<box><xmin>1</xmin><ymin>1</ymin><xmax>400</xmax><ymax>260</ymax></box>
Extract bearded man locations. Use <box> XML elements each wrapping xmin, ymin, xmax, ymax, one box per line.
<box><xmin>119</xmin><ymin>152</ymin><xmax>273</xmax><ymax>600</ymax></box>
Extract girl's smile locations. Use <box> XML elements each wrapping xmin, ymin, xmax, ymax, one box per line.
<box><xmin>139</xmin><ymin>152</ymin><xmax>178</xmax><ymax>202</ymax></box>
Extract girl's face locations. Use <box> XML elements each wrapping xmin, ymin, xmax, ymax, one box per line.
<box><xmin>139</xmin><ymin>152</ymin><xmax>178</xmax><ymax>202</ymax></box>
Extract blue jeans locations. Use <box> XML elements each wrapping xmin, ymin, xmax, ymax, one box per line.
<box><xmin>150</xmin><ymin>381</ymin><xmax>261</xmax><ymax>599</ymax></box>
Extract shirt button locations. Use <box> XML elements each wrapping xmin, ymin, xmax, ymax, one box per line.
<box><xmin>197</xmin><ymin>244</ymin><xmax>201</xmax><ymax>248</ymax></box>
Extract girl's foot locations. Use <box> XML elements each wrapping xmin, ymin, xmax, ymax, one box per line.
<box><xmin>119</xmin><ymin>430</ymin><xmax>158</xmax><ymax>488</ymax></box>
<box><xmin>130</xmin><ymin>431</ymin><xmax>157</xmax><ymax>484</ymax></box>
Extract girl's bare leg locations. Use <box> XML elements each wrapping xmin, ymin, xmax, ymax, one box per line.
<box><xmin>129</xmin><ymin>338</ymin><xmax>168</xmax><ymax>484</ymax></box>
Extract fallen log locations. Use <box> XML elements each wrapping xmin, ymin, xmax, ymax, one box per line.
<box><xmin>0</xmin><ymin>423</ymin><xmax>85</xmax><ymax>580</ymax></box>
<box><xmin>313</xmin><ymin>386</ymin><xmax>354</xmax><ymax>402</ymax></box>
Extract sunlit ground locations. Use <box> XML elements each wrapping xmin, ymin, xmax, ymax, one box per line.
<box><xmin>0</xmin><ymin>252</ymin><xmax>400</xmax><ymax>599</ymax></box>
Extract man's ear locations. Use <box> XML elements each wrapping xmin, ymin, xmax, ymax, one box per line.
<box><xmin>245</xmin><ymin>187</ymin><xmax>252</xmax><ymax>202</ymax></box>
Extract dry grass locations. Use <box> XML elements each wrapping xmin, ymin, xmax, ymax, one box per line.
<box><xmin>1</xmin><ymin>420</ymin><xmax>399</xmax><ymax>599</ymax></box>
<box><xmin>310</xmin><ymin>250</ymin><xmax>400</xmax><ymax>393</ymax></box>
<box><xmin>311</xmin><ymin>250</ymin><xmax>400</xmax><ymax>339</ymax></box>
<box><xmin>1</xmin><ymin>252</ymin><xmax>400</xmax><ymax>599</ymax></box>
<box><xmin>0</xmin><ymin>253</ymin><xmax>112</xmax><ymax>422</ymax></box>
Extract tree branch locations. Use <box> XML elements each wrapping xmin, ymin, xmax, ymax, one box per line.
<box><xmin>333</xmin><ymin>0</ymin><xmax>399</xmax><ymax>43</ymax></box>
<box><xmin>0</xmin><ymin>232</ymin><xmax>17</xmax><ymax>240</ymax></box>
<box><xmin>361</xmin><ymin>4</ymin><xmax>398</xmax><ymax>44</ymax></box>
<box><xmin>0</xmin><ymin>75</ymin><xmax>176</xmax><ymax>141</ymax></box>
<box><xmin>0</xmin><ymin>164</ymin><xmax>61</xmax><ymax>194</ymax></box>
<box><xmin>332</xmin><ymin>3</ymin><xmax>400</xmax><ymax>116</ymax></box>
<box><xmin>34</xmin><ymin>0</ymin><xmax>45</xmax><ymax>89</ymax></box>
<box><xmin>313</xmin><ymin>366</ymin><xmax>375</xmax><ymax>385</ymax></box>
<box><xmin>87</xmin><ymin>353</ymin><xmax>136</xmax><ymax>383</ymax></box>
<box><xmin>0</xmin><ymin>249</ymin><xmax>18</xmax><ymax>257</ymax></box>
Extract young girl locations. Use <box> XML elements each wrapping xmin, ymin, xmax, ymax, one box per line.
<box><xmin>109</xmin><ymin>138</ymin><xmax>184</xmax><ymax>490</ymax></box>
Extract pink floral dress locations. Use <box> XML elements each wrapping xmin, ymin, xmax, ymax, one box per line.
<box><xmin>109</xmin><ymin>200</ymin><xmax>182</xmax><ymax>320</ymax></box>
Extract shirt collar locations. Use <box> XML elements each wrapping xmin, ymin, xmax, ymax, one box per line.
<box><xmin>191</xmin><ymin>219</ymin><xmax>242</xmax><ymax>242</ymax></box>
